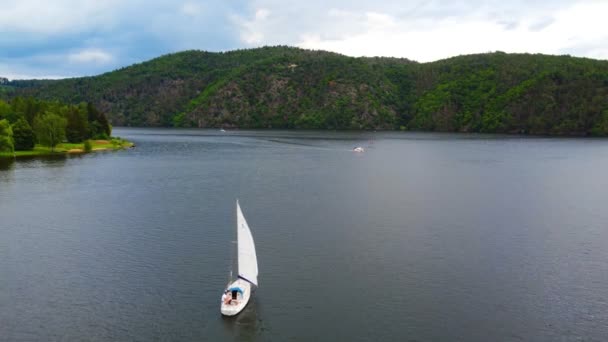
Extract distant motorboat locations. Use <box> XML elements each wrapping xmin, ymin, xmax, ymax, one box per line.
<box><xmin>220</xmin><ymin>200</ymin><xmax>258</xmax><ymax>316</ymax></box>
<box><xmin>220</xmin><ymin>128</ymin><xmax>226</xmax><ymax>132</ymax></box>
<box><xmin>353</xmin><ymin>147</ymin><xmax>365</xmax><ymax>153</ymax></box>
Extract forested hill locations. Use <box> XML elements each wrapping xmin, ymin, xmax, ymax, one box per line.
<box><xmin>3</xmin><ymin>46</ymin><xmax>608</xmax><ymax>135</ymax></box>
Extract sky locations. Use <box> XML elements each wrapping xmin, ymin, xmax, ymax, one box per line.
<box><xmin>1</xmin><ymin>0</ymin><xmax>607</xmax><ymax>79</ymax></box>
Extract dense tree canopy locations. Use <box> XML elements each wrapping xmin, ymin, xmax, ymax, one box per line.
<box><xmin>34</xmin><ymin>112</ymin><xmax>67</xmax><ymax>151</ymax></box>
<box><xmin>65</xmin><ymin>104</ymin><xmax>88</xmax><ymax>143</ymax></box>
<box><xmin>12</xmin><ymin>118</ymin><xmax>34</xmax><ymax>151</ymax></box>
<box><xmin>0</xmin><ymin>97</ymin><xmax>111</xmax><ymax>151</ymax></box>
<box><xmin>87</xmin><ymin>102</ymin><xmax>111</xmax><ymax>138</ymax></box>
<box><xmin>0</xmin><ymin>100</ymin><xmax>11</xmax><ymax>120</ymax></box>
<box><xmin>3</xmin><ymin>46</ymin><xmax>608</xmax><ymax>135</ymax></box>
<box><xmin>0</xmin><ymin>119</ymin><xmax>14</xmax><ymax>153</ymax></box>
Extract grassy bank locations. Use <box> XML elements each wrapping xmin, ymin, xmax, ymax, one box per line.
<box><xmin>0</xmin><ymin>138</ymin><xmax>134</xmax><ymax>159</ymax></box>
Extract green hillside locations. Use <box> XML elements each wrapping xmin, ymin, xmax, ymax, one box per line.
<box><xmin>5</xmin><ymin>46</ymin><xmax>608</xmax><ymax>135</ymax></box>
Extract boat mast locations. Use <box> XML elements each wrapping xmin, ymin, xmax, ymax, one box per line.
<box><xmin>227</xmin><ymin>200</ymin><xmax>239</xmax><ymax>284</ymax></box>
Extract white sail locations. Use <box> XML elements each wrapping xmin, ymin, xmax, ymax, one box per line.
<box><xmin>236</xmin><ymin>201</ymin><xmax>258</xmax><ymax>286</ymax></box>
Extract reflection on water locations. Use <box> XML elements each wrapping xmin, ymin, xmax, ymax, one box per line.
<box><xmin>0</xmin><ymin>154</ymin><xmax>69</xmax><ymax>168</ymax></box>
<box><xmin>0</xmin><ymin>157</ymin><xmax>14</xmax><ymax>171</ymax></box>
<box><xmin>221</xmin><ymin>299</ymin><xmax>263</xmax><ymax>341</ymax></box>
<box><xmin>0</xmin><ymin>153</ymin><xmax>98</xmax><ymax>174</ymax></box>
<box><xmin>37</xmin><ymin>155</ymin><xmax>69</xmax><ymax>167</ymax></box>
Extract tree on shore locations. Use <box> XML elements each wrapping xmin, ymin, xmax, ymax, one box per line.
<box><xmin>0</xmin><ymin>100</ymin><xmax>12</xmax><ymax>121</ymax></box>
<box><xmin>0</xmin><ymin>119</ymin><xmax>14</xmax><ymax>153</ymax></box>
<box><xmin>34</xmin><ymin>112</ymin><xmax>66</xmax><ymax>152</ymax></box>
<box><xmin>87</xmin><ymin>103</ymin><xmax>111</xmax><ymax>138</ymax></box>
<box><xmin>12</xmin><ymin>118</ymin><xmax>35</xmax><ymax>150</ymax></box>
<box><xmin>66</xmin><ymin>106</ymin><xmax>88</xmax><ymax>143</ymax></box>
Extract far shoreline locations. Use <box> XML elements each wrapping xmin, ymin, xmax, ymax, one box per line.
<box><xmin>113</xmin><ymin>126</ymin><xmax>608</xmax><ymax>139</ymax></box>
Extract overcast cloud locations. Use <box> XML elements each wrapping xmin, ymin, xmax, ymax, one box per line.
<box><xmin>1</xmin><ymin>0</ymin><xmax>606</xmax><ymax>79</ymax></box>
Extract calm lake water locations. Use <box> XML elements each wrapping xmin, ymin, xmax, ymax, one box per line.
<box><xmin>2</xmin><ymin>128</ymin><xmax>608</xmax><ymax>341</ymax></box>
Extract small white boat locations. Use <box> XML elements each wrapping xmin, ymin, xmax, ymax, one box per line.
<box><xmin>353</xmin><ymin>146</ymin><xmax>365</xmax><ymax>153</ymax></box>
<box><xmin>221</xmin><ymin>200</ymin><xmax>258</xmax><ymax>316</ymax></box>
<box><xmin>220</xmin><ymin>128</ymin><xmax>226</xmax><ymax>132</ymax></box>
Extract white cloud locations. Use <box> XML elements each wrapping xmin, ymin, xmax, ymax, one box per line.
<box><xmin>0</xmin><ymin>60</ymin><xmax>68</xmax><ymax>79</ymax></box>
<box><xmin>0</xmin><ymin>71</ymin><xmax>66</xmax><ymax>80</ymax></box>
<box><xmin>0</xmin><ymin>0</ymin><xmax>124</xmax><ymax>34</ymax></box>
<box><xmin>297</xmin><ymin>14</ymin><xmax>565</xmax><ymax>61</ymax></box>
<box><xmin>234</xmin><ymin>8</ymin><xmax>271</xmax><ymax>45</ymax></box>
<box><xmin>68</xmin><ymin>49</ymin><xmax>113</xmax><ymax>64</ymax></box>
<box><xmin>180</xmin><ymin>2</ymin><xmax>202</xmax><ymax>17</ymax></box>
<box><xmin>239</xmin><ymin>0</ymin><xmax>608</xmax><ymax>61</ymax></box>
<box><xmin>255</xmin><ymin>8</ymin><xmax>270</xmax><ymax>20</ymax></box>
<box><xmin>363</xmin><ymin>12</ymin><xmax>397</xmax><ymax>31</ymax></box>
<box><xmin>2</xmin><ymin>0</ymin><xmax>607</xmax><ymax>79</ymax></box>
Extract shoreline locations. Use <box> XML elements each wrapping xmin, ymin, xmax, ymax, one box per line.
<box><xmin>0</xmin><ymin>139</ymin><xmax>135</xmax><ymax>159</ymax></box>
<box><xmin>114</xmin><ymin>126</ymin><xmax>608</xmax><ymax>139</ymax></box>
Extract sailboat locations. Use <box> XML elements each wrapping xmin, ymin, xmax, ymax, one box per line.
<box><xmin>221</xmin><ymin>200</ymin><xmax>258</xmax><ymax>316</ymax></box>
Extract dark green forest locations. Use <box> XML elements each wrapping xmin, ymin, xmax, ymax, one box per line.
<box><xmin>2</xmin><ymin>46</ymin><xmax>608</xmax><ymax>135</ymax></box>
<box><xmin>0</xmin><ymin>97</ymin><xmax>111</xmax><ymax>152</ymax></box>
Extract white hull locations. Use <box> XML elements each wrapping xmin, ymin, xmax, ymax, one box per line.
<box><xmin>220</xmin><ymin>279</ymin><xmax>252</xmax><ymax>316</ymax></box>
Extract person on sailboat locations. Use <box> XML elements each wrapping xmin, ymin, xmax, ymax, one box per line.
<box><xmin>230</xmin><ymin>290</ymin><xmax>239</xmax><ymax>305</ymax></box>
<box><xmin>222</xmin><ymin>290</ymin><xmax>231</xmax><ymax>305</ymax></box>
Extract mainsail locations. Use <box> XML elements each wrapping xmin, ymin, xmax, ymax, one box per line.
<box><xmin>236</xmin><ymin>201</ymin><xmax>258</xmax><ymax>286</ymax></box>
